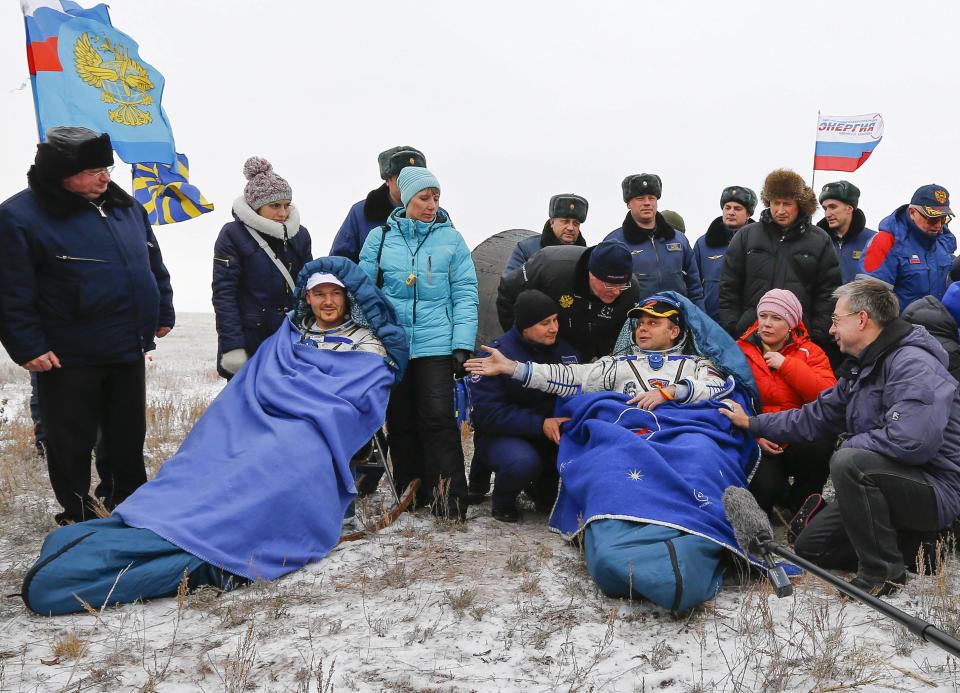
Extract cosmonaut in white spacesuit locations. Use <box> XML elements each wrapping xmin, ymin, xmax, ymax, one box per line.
<box><xmin>465</xmin><ymin>294</ymin><xmax>734</xmax><ymax>410</ymax></box>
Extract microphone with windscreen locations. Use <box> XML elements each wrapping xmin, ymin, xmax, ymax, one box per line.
<box><xmin>722</xmin><ymin>484</ymin><xmax>960</xmax><ymax>658</ymax></box>
<box><xmin>722</xmin><ymin>486</ymin><xmax>792</xmax><ymax>597</ymax></box>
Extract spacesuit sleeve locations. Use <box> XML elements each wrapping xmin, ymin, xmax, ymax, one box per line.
<box><xmin>675</xmin><ymin>357</ymin><xmax>735</xmax><ymax>403</ymax></box>
<box><xmin>514</xmin><ymin>357</ymin><xmax>618</xmax><ymax>397</ymax></box>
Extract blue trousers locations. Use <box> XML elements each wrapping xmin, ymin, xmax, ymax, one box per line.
<box><xmin>585</xmin><ymin>519</ymin><xmax>724</xmax><ymax>612</ymax></box>
<box><xmin>22</xmin><ymin>516</ymin><xmax>244</xmax><ymax>616</ymax></box>
<box><xmin>478</xmin><ymin>435</ymin><xmax>557</xmax><ymax>512</ymax></box>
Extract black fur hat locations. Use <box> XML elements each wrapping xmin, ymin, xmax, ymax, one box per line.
<box><xmin>720</xmin><ymin>186</ymin><xmax>758</xmax><ymax>215</ymax></box>
<box><xmin>548</xmin><ymin>193</ymin><xmax>588</xmax><ymax>222</ymax></box>
<box><xmin>622</xmin><ymin>173</ymin><xmax>662</xmax><ymax>202</ymax></box>
<box><xmin>33</xmin><ymin>127</ymin><xmax>113</xmax><ymax>181</ymax></box>
<box><xmin>819</xmin><ymin>180</ymin><xmax>860</xmax><ymax>209</ymax></box>
<box><xmin>760</xmin><ymin>169</ymin><xmax>817</xmax><ymax>218</ymax></box>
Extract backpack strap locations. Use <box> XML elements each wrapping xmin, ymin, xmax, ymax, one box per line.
<box><xmin>244</xmin><ymin>225</ymin><xmax>296</xmax><ymax>293</ymax></box>
<box><xmin>375</xmin><ymin>224</ymin><xmax>390</xmax><ymax>289</ymax></box>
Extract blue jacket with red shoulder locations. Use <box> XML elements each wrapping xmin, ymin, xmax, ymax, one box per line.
<box><xmin>860</xmin><ymin>205</ymin><xmax>956</xmax><ymax>312</ymax></box>
<box><xmin>469</xmin><ymin>325</ymin><xmax>579</xmax><ymax>438</ymax></box>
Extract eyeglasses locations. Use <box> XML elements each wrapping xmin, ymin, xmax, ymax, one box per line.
<box><xmin>919</xmin><ymin>215</ymin><xmax>953</xmax><ymax>227</ymax></box>
<box><xmin>601</xmin><ymin>281</ymin><xmax>631</xmax><ymax>291</ymax></box>
<box><xmin>80</xmin><ymin>166</ymin><xmax>114</xmax><ymax>177</ymax></box>
<box><xmin>911</xmin><ymin>206</ymin><xmax>953</xmax><ymax>226</ymax></box>
<box><xmin>830</xmin><ymin>310</ymin><xmax>861</xmax><ymax>325</ymax></box>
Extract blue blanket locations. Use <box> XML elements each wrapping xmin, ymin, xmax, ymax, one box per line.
<box><xmin>115</xmin><ymin>319</ymin><xmax>394</xmax><ymax>581</ymax></box>
<box><xmin>549</xmin><ymin>391</ymin><xmax>759</xmax><ymax>559</ymax></box>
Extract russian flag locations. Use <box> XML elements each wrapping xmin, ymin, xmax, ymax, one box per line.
<box><xmin>23</xmin><ymin>1</ymin><xmax>111</xmax><ymax>75</ymax></box>
<box><xmin>814</xmin><ymin>113</ymin><xmax>884</xmax><ymax>173</ymax></box>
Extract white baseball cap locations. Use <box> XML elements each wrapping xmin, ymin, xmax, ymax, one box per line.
<box><xmin>305</xmin><ymin>272</ymin><xmax>345</xmax><ymax>291</ymax></box>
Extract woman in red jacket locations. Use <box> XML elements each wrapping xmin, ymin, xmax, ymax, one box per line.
<box><xmin>737</xmin><ymin>289</ymin><xmax>837</xmax><ymax>514</ymax></box>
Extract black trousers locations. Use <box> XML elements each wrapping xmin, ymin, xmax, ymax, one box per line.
<box><xmin>794</xmin><ymin>448</ymin><xmax>942</xmax><ymax>581</ymax></box>
<box><xmin>37</xmin><ymin>359</ymin><xmax>148</xmax><ymax>522</ymax></box>
<box><xmin>748</xmin><ymin>438</ymin><xmax>834</xmax><ymax>513</ymax></box>
<box><xmin>386</xmin><ymin>356</ymin><xmax>467</xmax><ymax>516</ymax></box>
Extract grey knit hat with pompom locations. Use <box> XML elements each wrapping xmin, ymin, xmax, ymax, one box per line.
<box><xmin>243</xmin><ymin>156</ymin><xmax>292</xmax><ymax>211</ymax></box>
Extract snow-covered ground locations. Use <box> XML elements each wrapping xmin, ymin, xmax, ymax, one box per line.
<box><xmin>0</xmin><ymin>314</ymin><xmax>958</xmax><ymax>692</ymax></box>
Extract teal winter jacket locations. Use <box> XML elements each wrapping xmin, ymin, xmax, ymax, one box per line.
<box><xmin>359</xmin><ymin>208</ymin><xmax>478</xmax><ymax>358</ymax></box>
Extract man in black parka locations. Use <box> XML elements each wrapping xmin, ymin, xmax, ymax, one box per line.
<box><xmin>497</xmin><ymin>241</ymin><xmax>638</xmax><ymax>362</ymax></box>
<box><xmin>718</xmin><ymin>168</ymin><xmax>841</xmax><ymax>354</ymax></box>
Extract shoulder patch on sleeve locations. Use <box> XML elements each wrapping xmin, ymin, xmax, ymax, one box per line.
<box><xmin>862</xmin><ymin>231</ymin><xmax>896</xmax><ymax>273</ymax></box>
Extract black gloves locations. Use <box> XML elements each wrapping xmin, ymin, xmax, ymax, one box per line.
<box><xmin>452</xmin><ymin>349</ymin><xmax>471</xmax><ymax>379</ymax></box>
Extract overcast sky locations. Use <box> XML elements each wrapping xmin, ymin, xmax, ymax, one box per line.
<box><xmin>2</xmin><ymin>0</ymin><xmax>957</xmax><ymax>312</ymax></box>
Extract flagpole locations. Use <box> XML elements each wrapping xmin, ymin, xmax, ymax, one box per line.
<box><xmin>811</xmin><ymin>110</ymin><xmax>820</xmax><ymax>191</ymax></box>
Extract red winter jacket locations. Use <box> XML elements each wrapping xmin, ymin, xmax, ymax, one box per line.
<box><xmin>737</xmin><ymin>321</ymin><xmax>836</xmax><ymax>414</ymax></box>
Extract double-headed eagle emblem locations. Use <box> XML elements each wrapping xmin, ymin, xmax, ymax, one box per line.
<box><xmin>74</xmin><ymin>32</ymin><xmax>154</xmax><ymax>127</ymax></box>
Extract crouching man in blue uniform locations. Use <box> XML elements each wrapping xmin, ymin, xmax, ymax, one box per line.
<box><xmin>468</xmin><ymin>290</ymin><xmax>579</xmax><ymax>522</ymax></box>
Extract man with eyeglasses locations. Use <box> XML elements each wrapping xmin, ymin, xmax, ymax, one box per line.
<box><xmin>497</xmin><ymin>240</ymin><xmax>639</xmax><ymax>361</ymax></box>
<box><xmin>861</xmin><ymin>184</ymin><xmax>956</xmax><ymax>313</ymax></box>
<box><xmin>605</xmin><ymin>173</ymin><xmax>705</xmax><ymax>309</ymax></box>
<box><xmin>0</xmin><ymin>127</ymin><xmax>174</xmax><ymax>525</ymax></box>
<box><xmin>722</xmin><ymin>278</ymin><xmax>960</xmax><ymax>597</ymax></box>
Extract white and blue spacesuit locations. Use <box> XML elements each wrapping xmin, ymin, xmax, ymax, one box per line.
<box><xmin>512</xmin><ymin>335</ymin><xmax>735</xmax><ymax>403</ymax></box>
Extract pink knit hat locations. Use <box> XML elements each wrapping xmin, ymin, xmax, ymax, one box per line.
<box><xmin>757</xmin><ymin>288</ymin><xmax>803</xmax><ymax>329</ymax></box>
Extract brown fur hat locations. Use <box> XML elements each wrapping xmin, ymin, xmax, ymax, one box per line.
<box><xmin>760</xmin><ymin>168</ymin><xmax>818</xmax><ymax>218</ymax></box>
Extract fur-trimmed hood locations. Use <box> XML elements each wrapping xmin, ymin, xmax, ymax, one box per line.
<box><xmin>232</xmin><ymin>196</ymin><xmax>302</xmax><ymax>239</ymax></box>
<box><xmin>26</xmin><ymin>166</ymin><xmax>134</xmax><ymax>218</ymax></box>
<box><xmin>760</xmin><ymin>168</ymin><xmax>817</xmax><ymax>218</ymax></box>
<box><xmin>619</xmin><ymin>211</ymin><xmax>676</xmax><ymax>245</ymax></box>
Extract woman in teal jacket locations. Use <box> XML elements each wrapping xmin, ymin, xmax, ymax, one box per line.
<box><xmin>360</xmin><ymin>167</ymin><xmax>478</xmax><ymax>520</ymax></box>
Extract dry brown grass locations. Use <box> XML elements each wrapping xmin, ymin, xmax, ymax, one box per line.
<box><xmin>51</xmin><ymin>630</ymin><xmax>87</xmax><ymax>661</ymax></box>
<box><xmin>143</xmin><ymin>396</ymin><xmax>210</xmax><ymax>473</ymax></box>
<box><xmin>0</xmin><ymin>398</ymin><xmax>44</xmax><ymax>510</ymax></box>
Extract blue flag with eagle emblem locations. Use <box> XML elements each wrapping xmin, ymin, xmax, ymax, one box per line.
<box><xmin>133</xmin><ymin>153</ymin><xmax>214</xmax><ymax>224</ymax></box>
<box><xmin>22</xmin><ymin>0</ymin><xmax>176</xmax><ymax>164</ymax></box>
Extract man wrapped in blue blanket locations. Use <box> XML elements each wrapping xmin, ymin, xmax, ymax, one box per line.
<box><xmin>21</xmin><ymin>257</ymin><xmax>408</xmax><ymax>616</ymax></box>
<box><xmin>466</xmin><ymin>293</ymin><xmax>759</xmax><ymax>612</ymax></box>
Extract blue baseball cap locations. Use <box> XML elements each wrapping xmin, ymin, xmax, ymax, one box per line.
<box><xmin>910</xmin><ymin>184</ymin><xmax>953</xmax><ymax>218</ymax></box>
